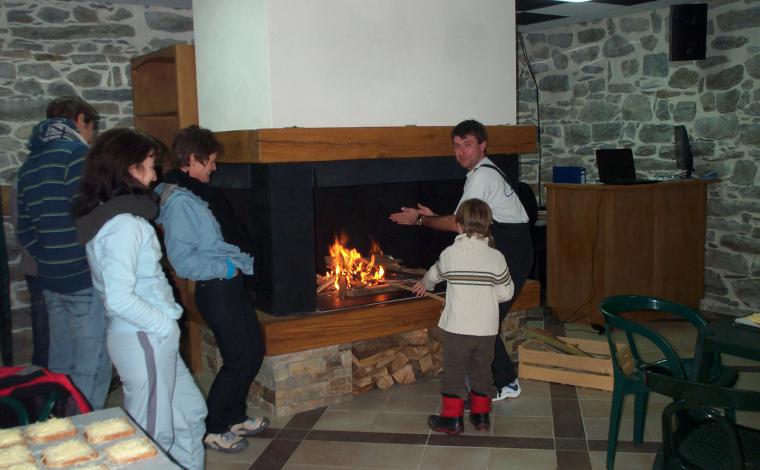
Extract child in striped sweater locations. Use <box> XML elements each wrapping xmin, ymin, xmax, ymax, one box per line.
<box><xmin>412</xmin><ymin>198</ymin><xmax>514</xmax><ymax>435</ymax></box>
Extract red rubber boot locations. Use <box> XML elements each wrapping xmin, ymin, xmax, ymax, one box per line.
<box><xmin>468</xmin><ymin>390</ymin><xmax>491</xmax><ymax>432</ymax></box>
<box><xmin>428</xmin><ymin>394</ymin><xmax>465</xmax><ymax>435</ymax></box>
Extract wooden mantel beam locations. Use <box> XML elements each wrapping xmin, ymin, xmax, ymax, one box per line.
<box><xmin>215</xmin><ymin>125</ymin><xmax>537</xmax><ymax>164</ymax></box>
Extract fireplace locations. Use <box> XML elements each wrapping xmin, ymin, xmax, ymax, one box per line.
<box><xmin>210</xmin><ymin>127</ymin><xmax>528</xmax><ymax>317</ymax></box>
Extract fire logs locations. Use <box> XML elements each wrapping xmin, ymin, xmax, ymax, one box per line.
<box><xmin>351</xmin><ymin>328</ymin><xmax>444</xmax><ymax>394</ymax></box>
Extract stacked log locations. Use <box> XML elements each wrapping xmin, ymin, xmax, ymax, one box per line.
<box><xmin>352</xmin><ymin>328</ymin><xmax>444</xmax><ymax>394</ymax></box>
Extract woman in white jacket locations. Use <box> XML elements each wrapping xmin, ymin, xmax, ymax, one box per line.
<box><xmin>74</xmin><ymin>128</ymin><xmax>207</xmax><ymax>470</ymax></box>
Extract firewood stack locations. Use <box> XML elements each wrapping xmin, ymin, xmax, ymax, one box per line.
<box><xmin>352</xmin><ymin>328</ymin><xmax>444</xmax><ymax>394</ymax></box>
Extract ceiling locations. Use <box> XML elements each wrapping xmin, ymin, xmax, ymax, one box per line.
<box><xmin>517</xmin><ymin>0</ymin><xmax>690</xmax><ymax>31</ymax></box>
<box><xmin>99</xmin><ymin>0</ymin><xmax>688</xmax><ymax>32</ymax></box>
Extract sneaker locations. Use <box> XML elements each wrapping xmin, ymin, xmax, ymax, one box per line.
<box><xmin>493</xmin><ymin>379</ymin><xmax>521</xmax><ymax>402</ymax></box>
<box><xmin>203</xmin><ymin>431</ymin><xmax>249</xmax><ymax>453</ymax></box>
<box><xmin>230</xmin><ymin>416</ymin><xmax>270</xmax><ymax>437</ymax></box>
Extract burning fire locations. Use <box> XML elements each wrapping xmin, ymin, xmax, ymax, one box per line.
<box><xmin>326</xmin><ymin>234</ymin><xmax>385</xmax><ymax>290</ymax></box>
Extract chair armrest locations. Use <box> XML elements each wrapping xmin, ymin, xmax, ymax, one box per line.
<box><xmin>644</xmin><ymin>366</ymin><xmax>760</xmax><ymax>411</ymax></box>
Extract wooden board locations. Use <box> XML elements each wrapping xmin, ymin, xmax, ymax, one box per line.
<box><xmin>215</xmin><ymin>125</ymin><xmax>537</xmax><ymax>163</ymax></box>
<box><xmin>517</xmin><ymin>336</ymin><xmax>633</xmax><ymax>392</ymax></box>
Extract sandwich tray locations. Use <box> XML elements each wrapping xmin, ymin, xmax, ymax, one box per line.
<box><xmin>0</xmin><ymin>407</ymin><xmax>179</xmax><ymax>469</ymax></box>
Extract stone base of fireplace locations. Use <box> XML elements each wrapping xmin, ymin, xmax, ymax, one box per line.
<box><xmin>196</xmin><ymin>300</ymin><xmax>534</xmax><ymax>416</ymax></box>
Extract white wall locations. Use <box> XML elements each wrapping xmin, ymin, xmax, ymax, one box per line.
<box><xmin>193</xmin><ymin>0</ymin><xmax>272</xmax><ymax>130</ymax></box>
<box><xmin>194</xmin><ymin>0</ymin><xmax>516</xmax><ymax>130</ymax></box>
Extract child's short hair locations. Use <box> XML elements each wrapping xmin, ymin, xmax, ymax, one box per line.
<box><xmin>455</xmin><ymin>198</ymin><xmax>494</xmax><ymax>246</ymax></box>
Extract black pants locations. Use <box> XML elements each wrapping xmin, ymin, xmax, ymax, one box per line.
<box><xmin>195</xmin><ymin>275</ymin><xmax>264</xmax><ymax>434</ymax></box>
<box><xmin>490</xmin><ymin>222</ymin><xmax>533</xmax><ymax>388</ymax></box>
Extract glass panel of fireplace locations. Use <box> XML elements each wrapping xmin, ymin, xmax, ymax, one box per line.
<box><xmin>208</xmin><ymin>155</ymin><xmax>535</xmax><ymax>316</ymax></box>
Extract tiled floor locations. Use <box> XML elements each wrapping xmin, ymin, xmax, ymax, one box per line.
<box><xmin>198</xmin><ymin>308</ymin><xmax>760</xmax><ymax>470</ymax></box>
<box><xmin>11</xmin><ymin>307</ymin><xmax>760</xmax><ymax>469</ymax></box>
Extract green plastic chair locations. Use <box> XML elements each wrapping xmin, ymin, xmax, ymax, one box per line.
<box><xmin>0</xmin><ymin>396</ymin><xmax>30</xmax><ymax>427</ymax></box>
<box><xmin>643</xmin><ymin>365</ymin><xmax>760</xmax><ymax>470</ymax></box>
<box><xmin>599</xmin><ymin>295</ymin><xmax>738</xmax><ymax>470</ymax></box>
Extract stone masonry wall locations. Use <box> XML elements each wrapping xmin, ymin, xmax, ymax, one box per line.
<box><xmin>0</xmin><ymin>0</ymin><xmax>193</xmax><ymax>361</ymax></box>
<box><xmin>516</xmin><ymin>0</ymin><xmax>760</xmax><ymax>316</ymax></box>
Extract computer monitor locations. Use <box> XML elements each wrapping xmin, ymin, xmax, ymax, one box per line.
<box><xmin>674</xmin><ymin>125</ymin><xmax>694</xmax><ymax>178</ymax></box>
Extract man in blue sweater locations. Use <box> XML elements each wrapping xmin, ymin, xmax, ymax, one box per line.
<box><xmin>15</xmin><ymin>96</ymin><xmax>111</xmax><ymax>409</ymax></box>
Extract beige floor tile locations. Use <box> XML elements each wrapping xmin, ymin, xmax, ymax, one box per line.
<box><xmin>580</xmin><ymin>395</ymin><xmax>668</xmax><ymax>420</ymax></box>
<box><xmin>583</xmin><ymin>415</ymin><xmax>661</xmax><ymax>442</ymax></box>
<box><xmin>371</xmin><ymin>411</ymin><xmax>432</xmax><ymax>434</ymax></box>
<box><xmin>384</xmin><ymin>394</ymin><xmax>439</xmax><ymax>413</ymax></box>
<box><xmin>492</xmin><ymin>397</ymin><xmax>552</xmax><ymax>417</ymax></box>
<box><xmin>283</xmin><ymin>465</ymin><xmax>346</xmax><ymax>470</ymax></box>
<box><xmin>205</xmin><ymin>436</ymin><xmax>271</xmax><ymax>465</ymax></box>
<box><xmin>491</xmin><ymin>416</ymin><xmax>554</xmax><ymax>438</ymax></box>
<box><xmin>286</xmin><ymin>441</ymin><xmax>365</xmax><ymax>467</ymax></box>
<box><xmin>313</xmin><ymin>410</ymin><xmax>380</xmax><ymax>431</ymax></box>
<box><xmin>576</xmin><ymin>387</ymin><xmax>613</xmax><ymax>400</ymax></box>
<box><xmin>518</xmin><ymin>379</ymin><xmax>551</xmax><ymax>397</ymax></box>
<box><xmin>418</xmin><ymin>445</ymin><xmax>491</xmax><ymax>470</ymax></box>
<box><xmin>208</xmin><ymin>463</ymin><xmax>262</xmax><ymax>470</ymax></box>
<box><xmin>488</xmin><ymin>448</ymin><xmax>557</xmax><ymax>470</ymax></box>
<box><xmin>328</xmin><ymin>389</ymin><xmax>390</xmax><ymax>412</ymax></box>
<box><xmin>589</xmin><ymin>450</ymin><xmax>656</xmax><ymax>470</ymax></box>
<box><xmin>735</xmin><ymin>371</ymin><xmax>760</xmax><ymax>390</ymax></box>
<box><xmin>388</xmin><ymin>379</ymin><xmax>441</xmax><ymax>396</ymax></box>
<box><xmin>351</xmin><ymin>442</ymin><xmax>426</xmax><ymax>469</ymax></box>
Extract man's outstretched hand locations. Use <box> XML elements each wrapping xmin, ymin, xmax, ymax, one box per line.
<box><xmin>389</xmin><ymin>203</ymin><xmax>435</xmax><ymax>225</ymax></box>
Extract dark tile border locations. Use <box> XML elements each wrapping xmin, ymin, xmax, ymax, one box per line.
<box><xmin>427</xmin><ymin>434</ymin><xmax>554</xmax><ymax>449</ymax></box>
<box><xmin>307</xmin><ymin>430</ymin><xmax>428</xmax><ymax>445</ymax></box>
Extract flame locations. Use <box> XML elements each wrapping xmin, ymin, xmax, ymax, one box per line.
<box><xmin>326</xmin><ymin>233</ymin><xmax>385</xmax><ymax>290</ymax></box>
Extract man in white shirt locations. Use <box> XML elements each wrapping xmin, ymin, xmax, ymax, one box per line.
<box><xmin>390</xmin><ymin>119</ymin><xmax>533</xmax><ymax>401</ymax></box>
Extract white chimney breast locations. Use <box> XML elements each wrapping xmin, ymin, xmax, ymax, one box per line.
<box><xmin>194</xmin><ymin>0</ymin><xmax>516</xmax><ymax>131</ymax></box>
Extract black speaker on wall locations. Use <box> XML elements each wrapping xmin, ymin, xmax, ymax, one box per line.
<box><xmin>670</xmin><ymin>3</ymin><xmax>708</xmax><ymax>61</ymax></box>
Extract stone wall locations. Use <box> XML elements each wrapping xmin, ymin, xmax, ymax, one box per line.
<box><xmin>0</xmin><ymin>0</ymin><xmax>193</xmax><ymax>340</ymax></box>
<box><xmin>516</xmin><ymin>0</ymin><xmax>760</xmax><ymax>316</ymax></box>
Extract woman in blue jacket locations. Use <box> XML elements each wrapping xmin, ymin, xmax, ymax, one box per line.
<box><xmin>156</xmin><ymin>126</ymin><xmax>268</xmax><ymax>453</ymax></box>
<box><xmin>74</xmin><ymin>129</ymin><xmax>207</xmax><ymax>470</ymax></box>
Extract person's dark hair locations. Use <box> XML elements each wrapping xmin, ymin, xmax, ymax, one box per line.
<box><xmin>170</xmin><ymin>125</ymin><xmax>223</xmax><ymax>169</ymax></box>
<box><xmin>46</xmin><ymin>96</ymin><xmax>99</xmax><ymax>126</ymax></box>
<box><xmin>451</xmin><ymin>119</ymin><xmax>487</xmax><ymax>144</ymax></box>
<box><xmin>455</xmin><ymin>198</ymin><xmax>494</xmax><ymax>247</ymax></box>
<box><xmin>73</xmin><ymin>128</ymin><xmax>164</xmax><ymax>217</ymax></box>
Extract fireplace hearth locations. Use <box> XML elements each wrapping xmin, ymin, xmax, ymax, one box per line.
<box><xmin>213</xmin><ymin>154</ymin><xmax>520</xmax><ymax>316</ymax></box>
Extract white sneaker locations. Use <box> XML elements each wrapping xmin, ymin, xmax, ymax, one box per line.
<box><xmin>493</xmin><ymin>379</ymin><xmax>521</xmax><ymax>401</ymax></box>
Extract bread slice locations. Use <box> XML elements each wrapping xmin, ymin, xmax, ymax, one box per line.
<box><xmin>84</xmin><ymin>417</ymin><xmax>135</xmax><ymax>444</ymax></box>
<box><xmin>6</xmin><ymin>463</ymin><xmax>39</xmax><ymax>470</ymax></box>
<box><xmin>41</xmin><ymin>439</ymin><xmax>98</xmax><ymax>468</ymax></box>
<box><xmin>0</xmin><ymin>428</ymin><xmax>25</xmax><ymax>448</ymax></box>
<box><xmin>105</xmin><ymin>437</ymin><xmax>157</xmax><ymax>465</ymax></box>
<box><xmin>0</xmin><ymin>444</ymin><xmax>34</xmax><ymax>467</ymax></box>
<box><xmin>25</xmin><ymin>417</ymin><xmax>77</xmax><ymax>444</ymax></box>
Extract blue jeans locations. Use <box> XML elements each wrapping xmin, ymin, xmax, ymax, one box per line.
<box><xmin>44</xmin><ymin>287</ymin><xmax>112</xmax><ymax>410</ymax></box>
<box><xmin>25</xmin><ymin>275</ymin><xmax>49</xmax><ymax>368</ymax></box>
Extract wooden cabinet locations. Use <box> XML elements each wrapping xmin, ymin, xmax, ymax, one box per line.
<box><xmin>546</xmin><ymin>180</ymin><xmax>713</xmax><ymax>325</ymax></box>
<box><xmin>131</xmin><ymin>44</ymin><xmax>198</xmax><ymax>150</ymax></box>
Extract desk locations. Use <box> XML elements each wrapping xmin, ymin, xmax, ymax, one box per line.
<box><xmin>546</xmin><ymin>180</ymin><xmax>714</xmax><ymax>324</ymax></box>
<box><xmin>692</xmin><ymin>319</ymin><xmax>760</xmax><ymax>382</ymax></box>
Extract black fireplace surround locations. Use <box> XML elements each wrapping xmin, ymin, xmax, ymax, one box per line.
<box><xmin>211</xmin><ymin>154</ymin><xmax>519</xmax><ymax>316</ymax></box>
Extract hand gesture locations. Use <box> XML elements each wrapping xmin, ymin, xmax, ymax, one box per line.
<box><xmin>389</xmin><ymin>203</ymin><xmax>435</xmax><ymax>225</ymax></box>
<box><xmin>411</xmin><ymin>281</ymin><xmax>427</xmax><ymax>297</ymax></box>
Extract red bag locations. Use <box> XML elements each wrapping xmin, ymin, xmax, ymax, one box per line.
<box><xmin>0</xmin><ymin>366</ymin><xmax>91</xmax><ymax>427</ymax></box>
